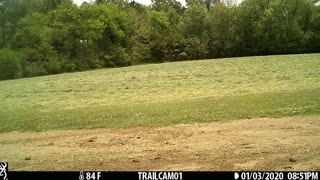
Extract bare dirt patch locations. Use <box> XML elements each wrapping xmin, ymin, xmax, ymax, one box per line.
<box><xmin>0</xmin><ymin>116</ymin><xmax>319</xmax><ymax>171</ymax></box>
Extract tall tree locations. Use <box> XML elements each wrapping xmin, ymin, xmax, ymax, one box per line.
<box><xmin>0</xmin><ymin>0</ymin><xmax>70</xmax><ymax>48</ymax></box>
<box><xmin>208</xmin><ymin>1</ymin><xmax>240</xmax><ymax>58</ymax></box>
<box><xmin>13</xmin><ymin>12</ymin><xmax>58</xmax><ymax>76</ymax></box>
<box><xmin>181</xmin><ymin>0</ymin><xmax>209</xmax><ymax>59</ymax></box>
<box><xmin>151</xmin><ymin>0</ymin><xmax>185</xmax><ymax>14</ymax></box>
<box><xmin>185</xmin><ymin>0</ymin><xmax>221</xmax><ymax>10</ymax></box>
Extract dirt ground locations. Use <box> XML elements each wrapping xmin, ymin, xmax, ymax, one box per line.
<box><xmin>0</xmin><ymin>116</ymin><xmax>319</xmax><ymax>171</ymax></box>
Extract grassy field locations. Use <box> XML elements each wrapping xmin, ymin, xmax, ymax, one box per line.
<box><xmin>0</xmin><ymin>54</ymin><xmax>320</xmax><ymax>133</ymax></box>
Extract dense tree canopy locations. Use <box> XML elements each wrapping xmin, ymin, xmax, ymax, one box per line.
<box><xmin>0</xmin><ymin>0</ymin><xmax>319</xmax><ymax>80</ymax></box>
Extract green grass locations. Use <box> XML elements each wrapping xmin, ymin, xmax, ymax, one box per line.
<box><xmin>0</xmin><ymin>54</ymin><xmax>320</xmax><ymax>132</ymax></box>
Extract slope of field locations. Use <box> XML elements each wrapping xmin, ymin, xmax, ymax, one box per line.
<box><xmin>0</xmin><ymin>54</ymin><xmax>320</xmax><ymax>132</ymax></box>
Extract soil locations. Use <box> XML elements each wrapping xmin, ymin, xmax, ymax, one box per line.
<box><xmin>0</xmin><ymin>116</ymin><xmax>319</xmax><ymax>171</ymax></box>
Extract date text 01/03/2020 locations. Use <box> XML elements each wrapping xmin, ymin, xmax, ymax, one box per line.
<box><xmin>235</xmin><ymin>172</ymin><xmax>318</xmax><ymax>180</ymax></box>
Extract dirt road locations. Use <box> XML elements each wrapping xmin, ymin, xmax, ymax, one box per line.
<box><xmin>0</xmin><ymin>116</ymin><xmax>319</xmax><ymax>171</ymax></box>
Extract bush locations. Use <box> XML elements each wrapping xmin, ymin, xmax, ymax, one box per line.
<box><xmin>185</xmin><ymin>37</ymin><xmax>208</xmax><ymax>60</ymax></box>
<box><xmin>45</xmin><ymin>59</ymin><xmax>62</xmax><ymax>74</ymax></box>
<box><xmin>103</xmin><ymin>46</ymin><xmax>131</xmax><ymax>67</ymax></box>
<box><xmin>24</xmin><ymin>62</ymin><xmax>47</xmax><ymax>77</ymax></box>
<box><xmin>0</xmin><ymin>48</ymin><xmax>22</xmax><ymax>80</ymax></box>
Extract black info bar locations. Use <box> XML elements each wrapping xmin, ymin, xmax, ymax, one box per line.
<box><xmin>5</xmin><ymin>171</ymin><xmax>319</xmax><ymax>180</ymax></box>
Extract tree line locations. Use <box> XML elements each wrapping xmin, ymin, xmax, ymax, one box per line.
<box><xmin>0</xmin><ymin>0</ymin><xmax>319</xmax><ymax>80</ymax></box>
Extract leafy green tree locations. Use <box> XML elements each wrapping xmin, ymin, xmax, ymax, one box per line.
<box><xmin>95</xmin><ymin>4</ymin><xmax>132</xmax><ymax>67</ymax></box>
<box><xmin>238</xmin><ymin>0</ymin><xmax>271</xmax><ymax>55</ymax></box>
<box><xmin>238</xmin><ymin>0</ymin><xmax>313</xmax><ymax>55</ymax></box>
<box><xmin>208</xmin><ymin>1</ymin><xmax>240</xmax><ymax>58</ymax></box>
<box><xmin>185</xmin><ymin>0</ymin><xmax>221</xmax><ymax>10</ymax></box>
<box><xmin>12</xmin><ymin>12</ymin><xmax>59</xmax><ymax>76</ymax></box>
<box><xmin>181</xmin><ymin>0</ymin><xmax>209</xmax><ymax>59</ymax></box>
<box><xmin>262</xmin><ymin>0</ymin><xmax>309</xmax><ymax>54</ymax></box>
<box><xmin>305</xmin><ymin>1</ymin><xmax>320</xmax><ymax>52</ymax></box>
<box><xmin>148</xmin><ymin>11</ymin><xmax>171</xmax><ymax>62</ymax></box>
<box><xmin>0</xmin><ymin>0</ymin><xmax>28</xmax><ymax>48</ymax></box>
<box><xmin>126</xmin><ymin>3</ymin><xmax>151</xmax><ymax>63</ymax></box>
<box><xmin>0</xmin><ymin>0</ymin><xmax>69</xmax><ymax>48</ymax></box>
<box><xmin>50</xmin><ymin>2</ymin><xmax>132</xmax><ymax>69</ymax></box>
<box><xmin>0</xmin><ymin>48</ymin><xmax>22</xmax><ymax>80</ymax></box>
<box><xmin>148</xmin><ymin>5</ymin><xmax>185</xmax><ymax>62</ymax></box>
<box><xmin>151</xmin><ymin>0</ymin><xmax>185</xmax><ymax>14</ymax></box>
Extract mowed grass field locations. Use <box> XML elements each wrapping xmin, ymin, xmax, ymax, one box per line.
<box><xmin>0</xmin><ymin>54</ymin><xmax>320</xmax><ymax>133</ymax></box>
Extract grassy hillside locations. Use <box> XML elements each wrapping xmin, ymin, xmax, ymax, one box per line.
<box><xmin>1</xmin><ymin>54</ymin><xmax>320</xmax><ymax>132</ymax></box>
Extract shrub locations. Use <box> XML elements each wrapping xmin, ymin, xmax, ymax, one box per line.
<box><xmin>24</xmin><ymin>62</ymin><xmax>47</xmax><ymax>77</ymax></box>
<box><xmin>0</xmin><ymin>48</ymin><xmax>22</xmax><ymax>80</ymax></box>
